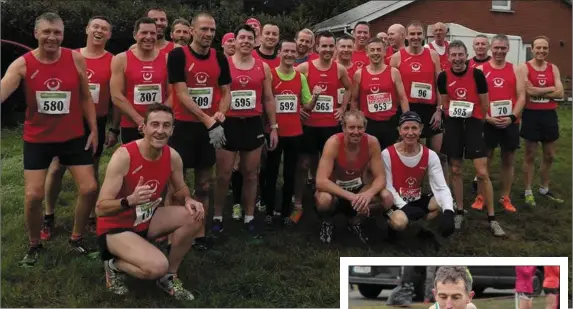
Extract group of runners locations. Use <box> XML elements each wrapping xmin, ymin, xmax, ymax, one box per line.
<box><xmin>0</xmin><ymin>7</ymin><xmax>565</xmax><ymax>300</ymax></box>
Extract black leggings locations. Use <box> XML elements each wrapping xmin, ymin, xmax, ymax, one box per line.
<box><xmin>261</xmin><ymin>135</ymin><xmax>302</xmax><ymax>217</ymax></box>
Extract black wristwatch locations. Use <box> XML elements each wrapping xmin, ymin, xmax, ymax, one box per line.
<box><xmin>109</xmin><ymin>128</ymin><xmax>120</xmax><ymax>135</ymax></box>
<box><xmin>120</xmin><ymin>198</ymin><xmax>130</xmax><ymax>210</ymax></box>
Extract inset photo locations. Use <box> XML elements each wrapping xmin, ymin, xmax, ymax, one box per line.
<box><xmin>340</xmin><ymin>257</ymin><xmax>568</xmax><ymax>309</ymax></box>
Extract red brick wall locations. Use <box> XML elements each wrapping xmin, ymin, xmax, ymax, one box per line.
<box><xmin>369</xmin><ymin>0</ymin><xmax>572</xmax><ymax>81</ymax></box>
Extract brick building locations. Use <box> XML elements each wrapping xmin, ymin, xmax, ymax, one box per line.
<box><xmin>314</xmin><ymin>0</ymin><xmax>572</xmax><ymax>83</ymax></box>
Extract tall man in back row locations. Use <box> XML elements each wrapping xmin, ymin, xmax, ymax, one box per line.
<box><xmin>1</xmin><ymin>12</ymin><xmax>99</xmax><ymax>266</ymax></box>
<box><xmin>96</xmin><ymin>104</ymin><xmax>201</xmax><ymax>300</ymax></box>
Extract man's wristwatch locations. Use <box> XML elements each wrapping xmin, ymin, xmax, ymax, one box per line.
<box><xmin>120</xmin><ymin>197</ymin><xmax>130</xmax><ymax>210</ymax></box>
<box><xmin>270</xmin><ymin>123</ymin><xmax>279</xmax><ymax>130</ymax></box>
<box><xmin>109</xmin><ymin>128</ymin><xmax>120</xmax><ymax>135</ymax></box>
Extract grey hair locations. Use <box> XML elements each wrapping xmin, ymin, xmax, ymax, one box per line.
<box><xmin>341</xmin><ymin>109</ymin><xmax>367</xmax><ymax>128</ymax></box>
<box><xmin>491</xmin><ymin>34</ymin><xmax>510</xmax><ymax>46</ymax></box>
<box><xmin>448</xmin><ymin>40</ymin><xmax>468</xmax><ymax>54</ymax></box>
<box><xmin>34</xmin><ymin>12</ymin><xmax>63</xmax><ymax>30</ymax></box>
<box><xmin>434</xmin><ymin>266</ymin><xmax>472</xmax><ymax>294</ymax></box>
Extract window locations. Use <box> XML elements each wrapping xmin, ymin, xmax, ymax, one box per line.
<box><xmin>524</xmin><ymin>43</ymin><xmax>533</xmax><ymax>61</ymax></box>
<box><xmin>492</xmin><ymin>0</ymin><xmax>512</xmax><ymax>11</ymax></box>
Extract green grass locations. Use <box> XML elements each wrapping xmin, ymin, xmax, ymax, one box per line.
<box><xmin>351</xmin><ymin>296</ymin><xmax>546</xmax><ymax>309</ymax></box>
<box><xmin>1</xmin><ymin>108</ymin><xmax>571</xmax><ymax>307</ymax></box>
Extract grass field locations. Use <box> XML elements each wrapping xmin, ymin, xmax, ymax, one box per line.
<box><xmin>1</xmin><ymin>108</ymin><xmax>571</xmax><ymax>307</ymax></box>
<box><xmin>350</xmin><ymin>296</ymin><xmax>546</xmax><ymax>309</ymax></box>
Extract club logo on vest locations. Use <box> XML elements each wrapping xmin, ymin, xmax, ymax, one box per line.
<box><xmin>142</xmin><ymin>72</ymin><xmax>153</xmax><ymax>81</ymax></box>
<box><xmin>538</xmin><ymin>79</ymin><xmax>546</xmax><ymax>86</ymax></box>
<box><xmin>370</xmin><ymin>86</ymin><xmax>380</xmax><ymax>94</ymax></box>
<box><xmin>237</xmin><ymin>75</ymin><xmax>251</xmax><ymax>86</ymax></box>
<box><xmin>318</xmin><ymin>83</ymin><xmax>328</xmax><ymax>92</ymax></box>
<box><xmin>355</xmin><ymin>61</ymin><xmax>365</xmax><ymax>68</ymax></box>
<box><xmin>345</xmin><ymin>170</ymin><xmax>356</xmax><ymax>176</ymax></box>
<box><xmin>144</xmin><ymin>179</ymin><xmax>160</xmax><ymax>194</ymax></box>
<box><xmin>44</xmin><ymin>78</ymin><xmax>63</xmax><ymax>91</ymax></box>
<box><xmin>406</xmin><ymin>176</ymin><xmax>417</xmax><ymax>188</ymax></box>
<box><xmin>86</xmin><ymin>69</ymin><xmax>95</xmax><ymax>81</ymax></box>
<box><xmin>195</xmin><ymin>72</ymin><xmax>209</xmax><ymax>85</ymax></box>
<box><xmin>493</xmin><ymin>77</ymin><xmax>504</xmax><ymax>88</ymax></box>
<box><xmin>410</xmin><ymin>62</ymin><xmax>421</xmax><ymax>72</ymax></box>
<box><xmin>455</xmin><ymin>88</ymin><xmax>467</xmax><ymax>99</ymax></box>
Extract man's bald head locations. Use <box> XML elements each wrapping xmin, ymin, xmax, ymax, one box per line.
<box><xmin>387</xmin><ymin>24</ymin><xmax>405</xmax><ymax>49</ymax></box>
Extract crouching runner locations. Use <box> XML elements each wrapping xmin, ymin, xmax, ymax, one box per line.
<box><xmin>314</xmin><ymin>110</ymin><xmax>395</xmax><ymax>244</ymax></box>
<box><xmin>96</xmin><ymin>104</ymin><xmax>202</xmax><ymax>300</ymax></box>
<box><xmin>382</xmin><ymin>111</ymin><xmax>455</xmax><ymax>237</ymax></box>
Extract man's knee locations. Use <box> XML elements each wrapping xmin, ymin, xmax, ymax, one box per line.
<box><xmin>139</xmin><ymin>255</ymin><xmax>169</xmax><ymax>280</ymax></box>
<box><xmin>450</xmin><ymin>161</ymin><xmax>463</xmax><ymax>177</ymax></box>
<box><xmin>315</xmin><ymin>191</ymin><xmax>334</xmax><ymax>213</ymax></box>
<box><xmin>194</xmin><ymin>181</ymin><xmax>210</xmax><ymax>200</ymax></box>
<box><xmin>379</xmin><ymin>189</ymin><xmax>394</xmax><ymax>208</ymax></box>
<box><xmin>542</xmin><ymin>150</ymin><xmax>555</xmax><ymax>164</ymax></box>
<box><xmin>388</xmin><ymin>209</ymin><xmax>408</xmax><ymax>231</ymax></box>
<box><xmin>78</xmin><ymin>176</ymin><xmax>98</xmax><ymax>197</ymax></box>
<box><xmin>25</xmin><ymin>181</ymin><xmax>45</xmax><ymax>203</ymax></box>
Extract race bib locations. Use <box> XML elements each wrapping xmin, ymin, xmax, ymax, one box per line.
<box><xmin>336</xmin><ymin>177</ymin><xmax>363</xmax><ymax>191</ymax></box>
<box><xmin>490</xmin><ymin>100</ymin><xmax>512</xmax><ymax>117</ymax></box>
<box><xmin>188</xmin><ymin>87</ymin><xmax>213</xmax><ymax>109</ymax></box>
<box><xmin>134</xmin><ymin>84</ymin><xmax>162</xmax><ymax>105</ymax></box>
<box><xmin>410</xmin><ymin>82</ymin><xmax>432</xmax><ymax>100</ymax></box>
<box><xmin>337</xmin><ymin>88</ymin><xmax>345</xmax><ymax>105</ymax></box>
<box><xmin>530</xmin><ymin>96</ymin><xmax>550</xmax><ymax>103</ymax></box>
<box><xmin>313</xmin><ymin>95</ymin><xmax>334</xmax><ymax>113</ymax></box>
<box><xmin>367</xmin><ymin>92</ymin><xmax>392</xmax><ymax>113</ymax></box>
<box><xmin>399</xmin><ymin>187</ymin><xmax>422</xmax><ymax>203</ymax></box>
<box><xmin>448</xmin><ymin>100</ymin><xmax>474</xmax><ymax>118</ymax></box>
<box><xmin>275</xmin><ymin>94</ymin><xmax>298</xmax><ymax>114</ymax></box>
<box><xmin>133</xmin><ymin>200</ymin><xmax>158</xmax><ymax>226</ymax></box>
<box><xmin>36</xmin><ymin>91</ymin><xmax>71</xmax><ymax>115</ymax></box>
<box><xmin>89</xmin><ymin>83</ymin><xmax>100</xmax><ymax>104</ymax></box>
<box><xmin>231</xmin><ymin>90</ymin><xmax>256</xmax><ymax>110</ymax></box>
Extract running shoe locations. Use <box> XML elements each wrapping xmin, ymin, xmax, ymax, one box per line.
<box><xmin>104</xmin><ymin>260</ymin><xmax>129</xmax><ymax>295</ymax></box>
<box><xmin>232</xmin><ymin>204</ymin><xmax>242</xmax><ymax>220</ymax></box>
<box><xmin>289</xmin><ymin>207</ymin><xmax>303</xmax><ymax>224</ymax></box>
<box><xmin>319</xmin><ymin>221</ymin><xmax>334</xmax><ymax>244</ymax></box>
<box><xmin>499</xmin><ymin>196</ymin><xmax>516</xmax><ymax>212</ymax></box>
<box><xmin>211</xmin><ymin>219</ymin><xmax>224</xmax><ymax>233</ymax></box>
<box><xmin>156</xmin><ymin>274</ymin><xmax>195</xmax><ymax>301</ymax></box>
<box><xmin>490</xmin><ymin>220</ymin><xmax>506</xmax><ymax>237</ymax></box>
<box><xmin>19</xmin><ymin>244</ymin><xmax>44</xmax><ymax>268</ymax></box>
<box><xmin>539</xmin><ymin>190</ymin><xmax>564</xmax><ymax>203</ymax></box>
<box><xmin>471</xmin><ymin>195</ymin><xmax>484</xmax><ymax>211</ymax></box>
<box><xmin>524</xmin><ymin>194</ymin><xmax>537</xmax><ymax>207</ymax></box>
<box><xmin>348</xmin><ymin>222</ymin><xmax>368</xmax><ymax>244</ymax></box>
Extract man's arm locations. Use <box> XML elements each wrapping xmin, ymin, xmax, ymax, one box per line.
<box><xmin>427</xmin><ymin>150</ymin><xmax>454</xmax><ymax>212</ymax></box>
<box><xmin>262</xmin><ymin>62</ymin><xmax>277</xmax><ymax>127</ymax></box>
<box><xmin>436</xmin><ymin>71</ymin><xmax>448</xmax><ymax>110</ymax></box>
<box><xmin>430</xmin><ymin>50</ymin><xmax>443</xmax><ymax>108</ymax></box>
<box><xmin>95</xmin><ymin>147</ymin><xmax>130</xmax><ymax>217</ymax></box>
<box><xmin>163</xmin><ymin>53</ymin><xmax>173</xmax><ymax>108</ymax></box>
<box><xmin>0</xmin><ymin>57</ymin><xmax>25</xmax><ymax>104</ymax></box>
<box><xmin>389</xmin><ymin>52</ymin><xmax>401</xmax><ymax>69</ymax></box>
<box><xmin>519</xmin><ymin>63</ymin><xmax>556</xmax><ymax>96</ymax></box>
<box><xmin>315</xmin><ymin>137</ymin><xmax>356</xmax><ymax>201</ymax></box>
<box><xmin>110</xmin><ymin>53</ymin><xmax>144</xmax><ymax>126</ymax></box>
<box><xmin>295</xmin><ymin>62</ymin><xmax>309</xmax><ymax>76</ymax></box>
<box><xmin>169</xmin><ymin>148</ymin><xmax>193</xmax><ymax>205</ymax></box>
<box><xmin>216</xmin><ymin>51</ymin><xmax>232</xmax><ymax>114</ymax></box>
<box><xmin>381</xmin><ymin>149</ymin><xmax>407</xmax><ymax>208</ymax></box>
<box><xmin>513</xmin><ymin>65</ymin><xmax>526</xmax><ymax>117</ymax></box>
<box><xmin>391</xmin><ymin>67</ymin><xmax>409</xmax><ymax>112</ymax></box>
<box><xmin>73</xmin><ymin>51</ymin><xmax>97</xmax><ymax>133</ymax></box>
<box><xmin>546</xmin><ymin>64</ymin><xmax>565</xmax><ymax>99</ymax></box>
<box><xmin>364</xmin><ymin>136</ymin><xmax>386</xmax><ymax>196</ymax></box>
<box><xmin>337</xmin><ymin>63</ymin><xmax>352</xmax><ymax>110</ymax></box>
<box><xmin>350</xmin><ymin>69</ymin><xmax>361</xmax><ymax>110</ymax></box>
<box><xmin>300</xmin><ymin>73</ymin><xmax>318</xmax><ymax>112</ymax></box>
<box><xmin>474</xmin><ymin>68</ymin><xmax>489</xmax><ymax>116</ymax></box>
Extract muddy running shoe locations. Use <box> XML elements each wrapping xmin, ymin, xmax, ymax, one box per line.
<box><xmin>454</xmin><ymin>213</ymin><xmax>464</xmax><ymax>229</ymax></box>
<box><xmin>524</xmin><ymin>193</ymin><xmax>537</xmax><ymax>207</ymax></box>
<box><xmin>156</xmin><ymin>274</ymin><xmax>195</xmax><ymax>301</ymax></box>
<box><xmin>40</xmin><ymin>221</ymin><xmax>53</xmax><ymax>241</ymax></box>
<box><xmin>490</xmin><ymin>220</ymin><xmax>506</xmax><ymax>237</ymax></box>
<box><xmin>19</xmin><ymin>244</ymin><xmax>44</xmax><ymax>268</ymax></box>
<box><xmin>289</xmin><ymin>207</ymin><xmax>303</xmax><ymax>224</ymax></box>
<box><xmin>348</xmin><ymin>222</ymin><xmax>368</xmax><ymax>244</ymax></box>
<box><xmin>69</xmin><ymin>237</ymin><xmax>92</xmax><ymax>255</ymax></box>
<box><xmin>232</xmin><ymin>204</ymin><xmax>242</xmax><ymax>220</ymax></box>
<box><xmin>320</xmin><ymin>221</ymin><xmax>334</xmax><ymax>244</ymax></box>
<box><xmin>539</xmin><ymin>190</ymin><xmax>564</xmax><ymax>203</ymax></box>
<box><xmin>192</xmin><ymin>237</ymin><xmax>209</xmax><ymax>251</ymax></box>
<box><xmin>104</xmin><ymin>259</ymin><xmax>128</xmax><ymax>295</ymax></box>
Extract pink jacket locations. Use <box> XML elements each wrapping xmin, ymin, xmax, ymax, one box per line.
<box><xmin>515</xmin><ymin>266</ymin><xmax>536</xmax><ymax>293</ymax></box>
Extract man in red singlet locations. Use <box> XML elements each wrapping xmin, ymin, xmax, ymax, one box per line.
<box><xmin>468</xmin><ymin>34</ymin><xmax>491</xmax><ymax>69</ymax></box>
<box><xmin>260</xmin><ymin>38</ymin><xmax>320</xmax><ymax>226</ymax></box>
<box><xmin>351</xmin><ymin>21</ymin><xmax>371</xmax><ymax>69</ymax></box>
<box><xmin>222</xmin><ymin>32</ymin><xmax>235</xmax><ymax>57</ymax></box>
<box><xmin>381</xmin><ymin>112</ymin><xmax>455</xmax><ymax>237</ymax></box>
<box><xmin>471</xmin><ymin>34</ymin><xmax>525</xmax><ymax>213</ymax></box>
<box><xmin>129</xmin><ymin>8</ymin><xmax>179</xmax><ymax>54</ymax></box>
<box><xmin>253</xmin><ymin>23</ymin><xmax>280</xmax><ymax>68</ymax></box>
<box><xmin>42</xmin><ymin>16</ymin><xmax>118</xmax><ymax>241</ymax></box>
<box><xmin>426</xmin><ymin>22</ymin><xmax>450</xmax><ymax>71</ymax></box>
<box><xmin>437</xmin><ymin>40</ymin><xmax>505</xmax><ymax>237</ymax></box>
<box><xmin>170</xmin><ymin>18</ymin><xmax>191</xmax><ymax>46</ymax></box>
<box><xmin>1</xmin><ymin>12</ymin><xmax>98</xmax><ymax>266</ymax></box>
<box><xmin>166</xmin><ymin>12</ymin><xmax>230</xmax><ymax>250</ymax></box>
<box><xmin>294</xmin><ymin>31</ymin><xmax>352</xmax><ymax>223</ymax></box>
<box><xmin>314</xmin><ymin>110</ymin><xmax>394</xmax><ymax>244</ymax></box>
<box><xmin>543</xmin><ymin>266</ymin><xmax>560</xmax><ymax>309</ymax></box>
<box><xmin>391</xmin><ymin>21</ymin><xmax>443</xmax><ymax>153</ymax></box>
<box><xmin>352</xmin><ymin>37</ymin><xmax>409</xmax><ymax>150</ymax></box>
<box><xmin>385</xmin><ymin>24</ymin><xmax>406</xmax><ymax>65</ymax></box>
<box><xmin>111</xmin><ymin>17</ymin><xmax>170</xmax><ymax>144</ymax></box>
<box><xmin>245</xmin><ymin>17</ymin><xmax>262</xmax><ymax>48</ymax></box>
<box><xmin>294</xmin><ymin>28</ymin><xmax>318</xmax><ymax>66</ymax></box>
<box><xmin>96</xmin><ymin>104</ymin><xmax>201</xmax><ymax>300</ymax></box>
<box><xmin>336</xmin><ymin>35</ymin><xmax>359</xmax><ymax>107</ymax></box>
<box><xmin>211</xmin><ymin>24</ymin><xmax>278</xmax><ymax>236</ymax></box>
<box><xmin>518</xmin><ymin>35</ymin><xmax>565</xmax><ymax>206</ymax></box>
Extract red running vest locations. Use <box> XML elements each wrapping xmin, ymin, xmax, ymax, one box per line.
<box><xmin>121</xmin><ymin>50</ymin><xmax>168</xmax><ymax>128</ymax></box>
<box><xmin>173</xmin><ymin>47</ymin><xmax>222</xmax><ymax>122</ymax></box>
<box><xmin>96</xmin><ymin>141</ymin><xmax>172</xmax><ymax>235</ymax></box>
<box><xmin>252</xmin><ymin>49</ymin><xmax>281</xmax><ymax>69</ymax></box>
<box><xmin>305</xmin><ymin>60</ymin><xmax>340</xmax><ymax>127</ymax></box>
<box><xmin>398</xmin><ymin>48</ymin><xmax>436</xmax><ymax>104</ymax></box>
<box><xmin>77</xmin><ymin>49</ymin><xmax>113</xmax><ymax>117</ymax></box>
<box><xmin>332</xmin><ymin>133</ymin><xmax>370</xmax><ymax>191</ymax></box>
<box><xmin>23</xmin><ymin>48</ymin><xmax>84</xmax><ymax>143</ymax></box>
<box><xmin>159</xmin><ymin>41</ymin><xmax>176</xmax><ymax>54</ymax></box>
<box><xmin>271</xmin><ymin>68</ymin><xmax>304</xmax><ymax>137</ymax></box>
<box><xmin>227</xmin><ymin>57</ymin><xmax>265</xmax><ymax>117</ymax></box>
<box><xmin>481</xmin><ymin>61</ymin><xmax>517</xmax><ymax>118</ymax></box>
<box><xmin>444</xmin><ymin>67</ymin><xmax>484</xmax><ymax>120</ymax></box>
<box><xmin>525</xmin><ymin>62</ymin><xmax>558</xmax><ymax>110</ymax></box>
<box><xmin>358</xmin><ymin>66</ymin><xmax>397</xmax><ymax>121</ymax></box>
<box><xmin>351</xmin><ymin>50</ymin><xmax>370</xmax><ymax>70</ymax></box>
<box><xmin>388</xmin><ymin>144</ymin><xmax>429</xmax><ymax>202</ymax></box>
<box><xmin>428</xmin><ymin>41</ymin><xmax>450</xmax><ymax>71</ymax></box>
